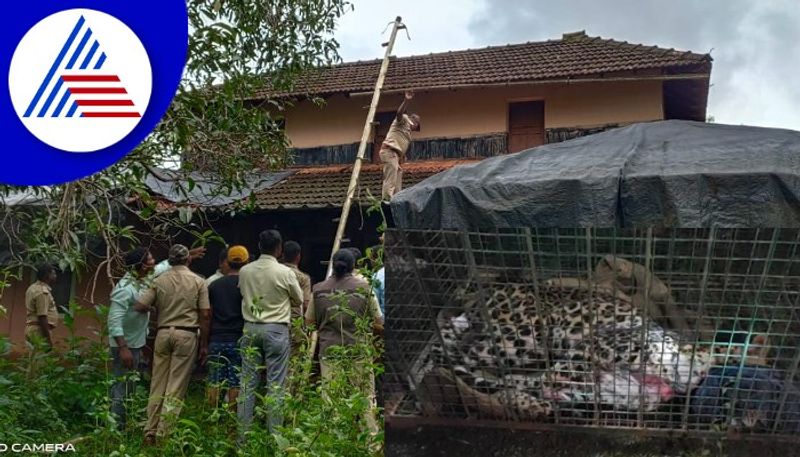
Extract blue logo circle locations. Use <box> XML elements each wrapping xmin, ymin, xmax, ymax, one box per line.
<box><xmin>2</xmin><ymin>1</ymin><xmax>188</xmax><ymax>185</ymax></box>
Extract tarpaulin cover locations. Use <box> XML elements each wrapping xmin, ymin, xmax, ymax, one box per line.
<box><xmin>391</xmin><ymin>120</ymin><xmax>800</xmax><ymax>229</ymax></box>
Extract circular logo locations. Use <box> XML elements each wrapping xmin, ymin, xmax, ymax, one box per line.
<box><xmin>9</xmin><ymin>9</ymin><xmax>152</xmax><ymax>153</ymax></box>
<box><xmin>1</xmin><ymin>1</ymin><xmax>187</xmax><ymax>185</ymax></box>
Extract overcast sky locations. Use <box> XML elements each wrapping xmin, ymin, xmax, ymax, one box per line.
<box><xmin>333</xmin><ymin>0</ymin><xmax>800</xmax><ymax>130</ymax></box>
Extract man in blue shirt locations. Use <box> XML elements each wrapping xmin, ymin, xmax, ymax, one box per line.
<box><xmin>107</xmin><ymin>245</ymin><xmax>204</xmax><ymax>430</ymax></box>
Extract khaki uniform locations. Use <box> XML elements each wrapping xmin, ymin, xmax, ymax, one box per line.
<box><xmin>24</xmin><ymin>281</ymin><xmax>58</xmax><ymax>344</ymax></box>
<box><xmin>306</xmin><ymin>274</ymin><xmax>382</xmax><ymax>435</ymax></box>
<box><xmin>285</xmin><ymin>264</ymin><xmax>311</xmax><ymax>320</ymax></box>
<box><xmin>285</xmin><ymin>263</ymin><xmax>312</xmax><ymax>348</ymax></box>
<box><xmin>380</xmin><ymin>114</ymin><xmax>413</xmax><ymax>200</ymax></box>
<box><xmin>137</xmin><ymin>265</ymin><xmax>210</xmax><ymax>438</ymax></box>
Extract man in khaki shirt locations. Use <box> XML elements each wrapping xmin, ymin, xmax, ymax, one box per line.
<box><xmin>237</xmin><ymin>229</ymin><xmax>303</xmax><ymax>437</ymax></box>
<box><xmin>305</xmin><ymin>249</ymin><xmax>384</xmax><ymax>436</ymax></box>
<box><xmin>135</xmin><ymin>244</ymin><xmax>210</xmax><ymax>444</ymax></box>
<box><xmin>282</xmin><ymin>241</ymin><xmax>312</xmax><ymax>350</ymax></box>
<box><xmin>281</xmin><ymin>241</ymin><xmax>311</xmax><ymax>321</ymax></box>
<box><xmin>25</xmin><ymin>264</ymin><xmax>59</xmax><ymax>349</ymax></box>
<box><xmin>379</xmin><ymin>90</ymin><xmax>421</xmax><ymax>201</ymax></box>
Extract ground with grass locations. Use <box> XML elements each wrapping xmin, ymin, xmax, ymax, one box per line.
<box><xmin>0</xmin><ymin>311</ymin><xmax>383</xmax><ymax>457</ymax></box>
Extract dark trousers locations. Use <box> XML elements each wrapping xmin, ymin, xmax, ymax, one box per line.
<box><xmin>110</xmin><ymin>346</ymin><xmax>142</xmax><ymax>430</ymax></box>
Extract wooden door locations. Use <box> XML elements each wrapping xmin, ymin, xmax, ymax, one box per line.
<box><xmin>507</xmin><ymin>101</ymin><xmax>545</xmax><ymax>153</ymax></box>
<box><xmin>372</xmin><ymin>112</ymin><xmax>396</xmax><ymax>162</ymax></box>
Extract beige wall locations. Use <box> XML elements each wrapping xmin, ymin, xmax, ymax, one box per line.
<box><xmin>285</xmin><ymin>80</ymin><xmax>664</xmax><ymax>149</ymax></box>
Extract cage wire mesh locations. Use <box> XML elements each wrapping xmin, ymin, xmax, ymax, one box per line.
<box><xmin>384</xmin><ymin>227</ymin><xmax>800</xmax><ymax>438</ymax></box>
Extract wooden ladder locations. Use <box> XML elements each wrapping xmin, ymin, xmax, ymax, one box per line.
<box><xmin>325</xmin><ymin>16</ymin><xmax>406</xmax><ymax>277</ymax></box>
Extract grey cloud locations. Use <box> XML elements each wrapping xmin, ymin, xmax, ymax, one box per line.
<box><xmin>468</xmin><ymin>0</ymin><xmax>800</xmax><ymax>129</ymax></box>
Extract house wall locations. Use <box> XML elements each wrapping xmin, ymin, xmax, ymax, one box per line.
<box><xmin>285</xmin><ymin>80</ymin><xmax>664</xmax><ymax>149</ymax></box>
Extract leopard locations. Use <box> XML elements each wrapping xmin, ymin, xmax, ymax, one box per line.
<box><xmin>425</xmin><ymin>280</ymin><xmax>712</xmax><ymax>417</ymax></box>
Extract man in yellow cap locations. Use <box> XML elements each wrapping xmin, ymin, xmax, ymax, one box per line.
<box><xmin>134</xmin><ymin>244</ymin><xmax>210</xmax><ymax>444</ymax></box>
<box><xmin>206</xmin><ymin>245</ymin><xmax>249</xmax><ymax>410</ymax></box>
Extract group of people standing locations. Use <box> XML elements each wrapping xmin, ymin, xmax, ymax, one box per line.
<box><xmin>23</xmin><ymin>229</ymin><xmax>385</xmax><ymax>446</ymax></box>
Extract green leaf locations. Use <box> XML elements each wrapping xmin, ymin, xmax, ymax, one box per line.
<box><xmin>274</xmin><ymin>434</ymin><xmax>290</xmax><ymax>450</ymax></box>
<box><xmin>178</xmin><ymin>206</ymin><xmax>194</xmax><ymax>224</ymax></box>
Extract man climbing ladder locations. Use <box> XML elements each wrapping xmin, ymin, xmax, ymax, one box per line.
<box><xmin>380</xmin><ymin>90</ymin><xmax>421</xmax><ymax>201</ymax></box>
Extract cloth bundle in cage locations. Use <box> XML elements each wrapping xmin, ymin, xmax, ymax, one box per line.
<box><xmin>692</xmin><ymin>365</ymin><xmax>800</xmax><ymax>433</ymax></box>
<box><xmin>413</xmin><ymin>256</ymin><xmax>716</xmax><ymax>419</ymax></box>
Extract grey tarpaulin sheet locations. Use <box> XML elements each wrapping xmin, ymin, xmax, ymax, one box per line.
<box><xmin>144</xmin><ymin>169</ymin><xmax>295</xmax><ymax>206</ymax></box>
<box><xmin>391</xmin><ymin>120</ymin><xmax>800</xmax><ymax>229</ymax></box>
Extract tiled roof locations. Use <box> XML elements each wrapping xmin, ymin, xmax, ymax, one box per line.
<box><xmin>253</xmin><ymin>160</ymin><xmax>477</xmax><ymax>209</ymax></box>
<box><xmin>254</xmin><ymin>31</ymin><xmax>711</xmax><ymax>99</ymax></box>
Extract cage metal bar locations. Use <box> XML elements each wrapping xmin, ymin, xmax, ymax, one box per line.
<box><xmin>680</xmin><ymin>227</ymin><xmax>716</xmax><ymax>430</ymax></box>
<box><xmin>523</xmin><ymin>227</ymin><xmax>561</xmax><ymax>423</ymax></box>
<box><xmin>723</xmin><ymin>228</ymin><xmax>771</xmax><ymax>430</ymax></box>
<box><xmin>581</xmin><ymin>227</ymin><xmax>599</xmax><ymax>425</ymax></box>
<box><xmin>398</xmin><ymin>227</ymin><xmax>473</xmax><ymax>418</ymax></box>
<box><xmin>462</xmin><ymin>230</ymin><xmax>517</xmax><ymax>421</ymax></box>
<box><xmin>385</xmin><ymin>227</ymin><xmax>800</xmax><ymax>441</ymax></box>
<box><xmin>773</xmin><ymin>289</ymin><xmax>800</xmax><ymax>433</ymax></box>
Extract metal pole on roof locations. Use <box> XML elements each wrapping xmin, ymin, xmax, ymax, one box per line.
<box><xmin>327</xmin><ymin>16</ymin><xmax>405</xmax><ymax>278</ymax></box>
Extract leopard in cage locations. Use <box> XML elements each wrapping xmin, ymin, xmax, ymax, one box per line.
<box><xmin>404</xmin><ymin>253</ymin><xmax>800</xmax><ymax>432</ymax></box>
<box><xmin>413</xmin><ymin>278</ymin><xmax>714</xmax><ymax>419</ymax></box>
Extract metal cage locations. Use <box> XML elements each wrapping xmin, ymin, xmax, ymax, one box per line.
<box><xmin>384</xmin><ymin>227</ymin><xmax>800</xmax><ymax>440</ymax></box>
